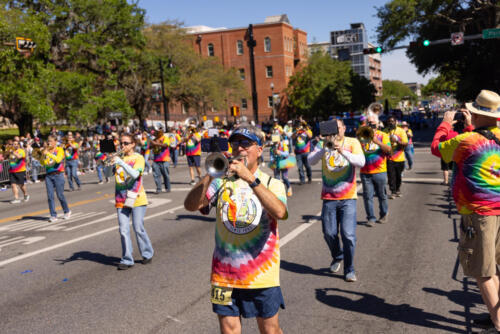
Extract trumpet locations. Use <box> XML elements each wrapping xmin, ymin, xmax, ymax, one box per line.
<box><xmin>205</xmin><ymin>152</ymin><xmax>246</xmax><ymax>178</ymax></box>
<box><xmin>32</xmin><ymin>148</ymin><xmax>44</xmax><ymax>161</ymax></box>
<box><xmin>356</xmin><ymin>126</ymin><xmax>374</xmax><ymax>143</ymax></box>
<box><xmin>103</xmin><ymin>150</ymin><xmax>123</xmax><ymax>166</ymax></box>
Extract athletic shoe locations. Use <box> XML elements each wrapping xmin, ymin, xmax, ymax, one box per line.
<box><xmin>24</xmin><ymin>195</ymin><xmax>30</xmax><ymax>202</ymax></box>
<box><xmin>287</xmin><ymin>188</ymin><xmax>293</xmax><ymax>197</ymax></box>
<box><xmin>98</xmin><ymin>181</ymin><xmax>104</xmax><ymax>185</ymax></box>
<box><xmin>345</xmin><ymin>272</ymin><xmax>357</xmax><ymax>282</ymax></box>
<box><xmin>34</xmin><ymin>180</ymin><xmax>41</xmax><ymax>183</ymax></box>
<box><xmin>366</xmin><ymin>220</ymin><xmax>376</xmax><ymax>227</ymax></box>
<box><xmin>377</xmin><ymin>214</ymin><xmax>389</xmax><ymax>224</ymax></box>
<box><xmin>142</xmin><ymin>257</ymin><xmax>153</xmax><ymax>265</ymax></box>
<box><xmin>330</xmin><ymin>261</ymin><xmax>342</xmax><ymax>273</ymax></box>
<box><xmin>63</xmin><ymin>211</ymin><xmax>72</xmax><ymax>220</ymax></box>
<box><xmin>49</xmin><ymin>216</ymin><xmax>58</xmax><ymax>222</ymax></box>
<box><xmin>117</xmin><ymin>263</ymin><xmax>133</xmax><ymax>270</ymax></box>
<box><xmin>389</xmin><ymin>193</ymin><xmax>396</xmax><ymax>199</ymax></box>
<box><xmin>10</xmin><ymin>199</ymin><xmax>21</xmax><ymax>204</ymax></box>
<box><xmin>189</xmin><ymin>180</ymin><xmax>196</xmax><ymax>185</ymax></box>
<box><xmin>395</xmin><ymin>191</ymin><xmax>402</xmax><ymax>197</ymax></box>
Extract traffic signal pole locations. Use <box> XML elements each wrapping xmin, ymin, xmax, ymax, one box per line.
<box><xmin>246</xmin><ymin>24</ymin><xmax>259</xmax><ymax>124</ymax></box>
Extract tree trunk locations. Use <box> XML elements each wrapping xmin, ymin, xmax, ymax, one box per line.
<box><xmin>15</xmin><ymin>113</ymin><xmax>33</xmax><ymax>137</ymax></box>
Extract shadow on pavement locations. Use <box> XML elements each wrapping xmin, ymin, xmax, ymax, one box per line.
<box><xmin>175</xmin><ymin>214</ymin><xmax>216</xmax><ymax>222</ymax></box>
<box><xmin>301</xmin><ymin>215</ymin><xmax>321</xmax><ymax>222</ymax></box>
<box><xmin>19</xmin><ymin>216</ymin><xmax>48</xmax><ymax>221</ymax></box>
<box><xmin>315</xmin><ymin>287</ymin><xmax>466</xmax><ymax>333</ymax></box>
<box><xmin>54</xmin><ymin>251</ymin><xmax>120</xmax><ymax>267</ymax></box>
<box><xmin>280</xmin><ymin>260</ymin><xmax>343</xmax><ymax>280</ymax></box>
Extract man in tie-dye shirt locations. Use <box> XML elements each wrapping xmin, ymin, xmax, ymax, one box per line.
<box><xmin>184</xmin><ymin>128</ymin><xmax>202</xmax><ymax>185</ymax></box>
<box><xmin>64</xmin><ymin>132</ymin><xmax>82</xmax><ymax>191</ymax></box>
<box><xmin>8</xmin><ymin>140</ymin><xmax>30</xmax><ymax>204</ymax></box>
<box><xmin>360</xmin><ymin>114</ymin><xmax>392</xmax><ymax>226</ymax></box>
<box><xmin>308</xmin><ymin>119</ymin><xmax>365</xmax><ymax>282</ymax></box>
<box><xmin>431</xmin><ymin>90</ymin><xmax>500</xmax><ymax>332</ymax></box>
<box><xmin>184</xmin><ymin>125</ymin><xmax>288</xmax><ymax>334</ymax></box>
<box><xmin>292</xmin><ymin>121</ymin><xmax>313</xmax><ymax>184</ymax></box>
<box><xmin>151</xmin><ymin>130</ymin><xmax>171</xmax><ymax>193</ymax></box>
<box><xmin>384</xmin><ymin>116</ymin><xmax>408</xmax><ymax>199</ymax></box>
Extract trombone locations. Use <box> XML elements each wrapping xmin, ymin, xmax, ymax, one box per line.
<box><xmin>205</xmin><ymin>152</ymin><xmax>246</xmax><ymax>178</ymax></box>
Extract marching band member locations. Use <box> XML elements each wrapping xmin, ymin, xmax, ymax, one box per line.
<box><xmin>64</xmin><ymin>132</ymin><xmax>82</xmax><ymax>191</ymax></box>
<box><xmin>151</xmin><ymin>129</ymin><xmax>171</xmax><ymax>194</ymax></box>
<box><xmin>8</xmin><ymin>140</ymin><xmax>30</xmax><ymax>204</ymax></box>
<box><xmin>140</xmin><ymin>131</ymin><xmax>152</xmax><ymax>175</ymax></box>
<box><xmin>42</xmin><ymin>135</ymin><xmax>71</xmax><ymax>221</ymax></box>
<box><xmin>269</xmin><ymin>133</ymin><xmax>295</xmax><ymax>197</ymax></box>
<box><xmin>167</xmin><ymin>128</ymin><xmax>181</xmax><ymax>168</ymax></box>
<box><xmin>113</xmin><ymin>133</ymin><xmax>154</xmax><ymax>270</ymax></box>
<box><xmin>292</xmin><ymin>120</ymin><xmax>313</xmax><ymax>185</ymax></box>
<box><xmin>401</xmin><ymin>121</ymin><xmax>414</xmax><ymax>170</ymax></box>
<box><xmin>185</xmin><ymin>126</ymin><xmax>202</xmax><ymax>185</ymax></box>
<box><xmin>384</xmin><ymin>116</ymin><xmax>409</xmax><ymax>199</ymax></box>
<box><xmin>359</xmin><ymin>115</ymin><xmax>392</xmax><ymax>226</ymax></box>
<box><xmin>308</xmin><ymin>119</ymin><xmax>365</xmax><ymax>282</ymax></box>
<box><xmin>94</xmin><ymin>140</ymin><xmax>108</xmax><ymax>184</ymax></box>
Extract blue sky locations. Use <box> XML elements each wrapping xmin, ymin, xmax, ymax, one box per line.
<box><xmin>138</xmin><ymin>0</ymin><xmax>432</xmax><ymax>84</ymax></box>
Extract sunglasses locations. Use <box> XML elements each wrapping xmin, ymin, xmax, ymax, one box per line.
<box><xmin>120</xmin><ymin>141</ymin><xmax>132</xmax><ymax>146</ymax></box>
<box><xmin>230</xmin><ymin>139</ymin><xmax>255</xmax><ymax>149</ymax></box>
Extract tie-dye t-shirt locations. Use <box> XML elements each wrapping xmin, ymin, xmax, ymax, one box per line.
<box><xmin>64</xmin><ymin>142</ymin><xmax>79</xmax><ymax>161</ymax></box>
<box><xmin>385</xmin><ymin>127</ymin><xmax>408</xmax><ymax>162</ymax></box>
<box><xmin>294</xmin><ymin>129</ymin><xmax>313</xmax><ymax>154</ymax></box>
<box><xmin>153</xmin><ymin>136</ymin><xmax>171</xmax><ymax>162</ymax></box>
<box><xmin>203</xmin><ymin>169</ymin><xmax>287</xmax><ymax>289</ymax></box>
<box><xmin>319</xmin><ymin>137</ymin><xmax>363</xmax><ymax>200</ymax></box>
<box><xmin>141</xmin><ymin>138</ymin><xmax>150</xmax><ymax>156</ymax></box>
<box><xmin>269</xmin><ymin>139</ymin><xmax>295</xmax><ymax>170</ymax></box>
<box><xmin>43</xmin><ymin>147</ymin><xmax>65</xmax><ymax>173</ymax></box>
<box><xmin>406</xmin><ymin>129</ymin><xmax>413</xmax><ymax>146</ymax></box>
<box><xmin>9</xmin><ymin>149</ymin><xmax>26</xmax><ymax>173</ymax></box>
<box><xmin>114</xmin><ymin>153</ymin><xmax>148</xmax><ymax>209</ymax></box>
<box><xmin>439</xmin><ymin>127</ymin><xmax>500</xmax><ymax>216</ymax></box>
<box><xmin>361</xmin><ymin>130</ymin><xmax>390</xmax><ymax>174</ymax></box>
<box><xmin>95</xmin><ymin>151</ymin><xmax>107</xmax><ymax>163</ymax></box>
<box><xmin>186</xmin><ymin>133</ymin><xmax>202</xmax><ymax>156</ymax></box>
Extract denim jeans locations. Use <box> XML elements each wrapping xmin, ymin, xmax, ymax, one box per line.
<box><xmin>65</xmin><ymin>159</ymin><xmax>81</xmax><ymax>190</ymax></box>
<box><xmin>321</xmin><ymin>199</ymin><xmax>357</xmax><ymax>275</ymax></box>
<box><xmin>360</xmin><ymin>172</ymin><xmax>388</xmax><ymax>222</ymax></box>
<box><xmin>273</xmin><ymin>169</ymin><xmax>290</xmax><ymax>190</ymax></box>
<box><xmin>117</xmin><ymin>205</ymin><xmax>154</xmax><ymax>265</ymax></box>
<box><xmin>404</xmin><ymin>146</ymin><xmax>414</xmax><ymax>169</ymax></box>
<box><xmin>96</xmin><ymin>164</ymin><xmax>104</xmax><ymax>182</ymax></box>
<box><xmin>31</xmin><ymin>160</ymin><xmax>41</xmax><ymax>181</ymax></box>
<box><xmin>152</xmin><ymin>161</ymin><xmax>170</xmax><ymax>192</ymax></box>
<box><xmin>144</xmin><ymin>153</ymin><xmax>151</xmax><ymax>173</ymax></box>
<box><xmin>45</xmin><ymin>173</ymin><xmax>70</xmax><ymax>218</ymax></box>
<box><xmin>296</xmin><ymin>152</ymin><xmax>312</xmax><ymax>183</ymax></box>
<box><xmin>169</xmin><ymin>148</ymin><xmax>179</xmax><ymax>167</ymax></box>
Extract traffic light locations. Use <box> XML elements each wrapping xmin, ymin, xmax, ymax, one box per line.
<box><xmin>230</xmin><ymin>106</ymin><xmax>240</xmax><ymax>117</ymax></box>
<box><xmin>16</xmin><ymin>37</ymin><xmax>37</xmax><ymax>52</ymax></box>
<box><xmin>363</xmin><ymin>47</ymin><xmax>383</xmax><ymax>54</ymax></box>
<box><xmin>423</xmin><ymin>39</ymin><xmax>430</xmax><ymax>46</ymax></box>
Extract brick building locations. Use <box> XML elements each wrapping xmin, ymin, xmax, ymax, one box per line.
<box><xmin>150</xmin><ymin>15</ymin><xmax>307</xmax><ymax>126</ymax></box>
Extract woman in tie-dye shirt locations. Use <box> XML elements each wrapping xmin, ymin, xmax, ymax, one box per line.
<box><xmin>7</xmin><ymin>140</ymin><xmax>30</xmax><ymax>204</ymax></box>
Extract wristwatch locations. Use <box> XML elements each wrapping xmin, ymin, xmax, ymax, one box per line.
<box><xmin>249</xmin><ymin>177</ymin><xmax>261</xmax><ymax>189</ymax></box>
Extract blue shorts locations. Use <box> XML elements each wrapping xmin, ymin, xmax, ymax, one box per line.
<box><xmin>187</xmin><ymin>155</ymin><xmax>201</xmax><ymax>167</ymax></box>
<box><xmin>212</xmin><ymin>286</ymin><xmax>285</xmax><ymax>318</ymax></box>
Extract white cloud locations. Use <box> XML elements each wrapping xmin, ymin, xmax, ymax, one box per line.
<box><xmin>381</xmin><ymin>49</ymin><xmax>434</xmax><ymax>84</ymax></box>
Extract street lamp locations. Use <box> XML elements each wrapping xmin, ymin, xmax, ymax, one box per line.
<box><xmin>270</xmin><ymin>82</ymin><xmax>275</xmax><ymax>120</ymax></box>
<box><xmin>159</xmin><ymin>58</ymin><xmax>174</xmax><ymax>127</ymax></box>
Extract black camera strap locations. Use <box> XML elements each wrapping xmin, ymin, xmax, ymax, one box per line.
<box><xmin>473</xmin><ymin>127</ymin><xmax>500</xmax><ymax>146</ymax></box>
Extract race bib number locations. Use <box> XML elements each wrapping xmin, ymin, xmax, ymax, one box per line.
<box><xmin>211</xmin><ymin>285</ymin><xmax>233</xmax><ymax>305</ymax></box>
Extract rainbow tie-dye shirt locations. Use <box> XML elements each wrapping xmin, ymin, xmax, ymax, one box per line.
<box><xmin>186</xmin><ymin>133</ymin><xmax>202</xmax><ymax>156</ymax></box>
<box><xmin>294</xmin><ymin>130</ymin><xmax>312</xmax><ymax>154</ymax></box>
<box><xmin>114</xmin><ymin>153</ymin><xmax>148</xmax><ymax>209</ymax></box>
<box><xmin>141</xmin><ymin>138</ymin><xmax>150</xmax><ymax>156</ymax></box>
<box><xmin>43</xmin><ymin>147</ymin><xmax>65</xmax><ymax>173</ymax></box>
<box><xmin>9</xmin><ymin>149</ymin><xmax>26</xmax><ymax>173</ymax></box>
<box><xmin>203</xmin><ymin>169</ymin><xmax>287</xmax><ymax>289</ymax></box>
<box><xmin>361</xmin><ymin>130</ymin><xmax>390</xmax><ymax>174</ymax></box>
<box><xmin>269</xmin><ymin>139</ymin><xmax>295</xmax><ymax>170</ymax></box>
<box><xmin>64</xmin><ymin>142</ymin><xmax>79</xmax><ymax>161</ymax></box>
<box><xmin>385</xmin><ymin>127</ymin><xmax>408</xmax><ymax>162</ymax></box>
<box><xmin>318</xmin><ymin>137</ymin><xmax>363</xmax><ymax>200</ymax></box>
<box><xmin>438</xmin><ymin>127</ymin><xmax>500</xmax><ymax>215</ymax></box>
<box><xmin>153</xmin><ymin>136</ymin><xmax>171</xmax><ymax>162</ymax></box>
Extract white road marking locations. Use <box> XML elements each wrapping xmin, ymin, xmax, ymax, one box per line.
<box><xmin>0</xmin><ymin>211</ymin><xmax>86</xmax><ymax>231</ymax></box>
<box><xmin>0</xmin><ymin>236</ymin><xmax>46</xmax><ymax>251</ymax></box>
<box><xmin>0</xmin><ymin>236</ymin><xmax>24</xmax><ymax>246</ymax></box>
<box><xmin>37</xmin><ymin>212</ymin><xmax>106</xmax><ymax>231</ymax></box>
<box><xmin>402</xmin><ymin>177</ymin><xmax>442</xmax><ymax>183</ymax></box>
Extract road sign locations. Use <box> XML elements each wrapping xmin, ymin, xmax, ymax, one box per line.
<box><xmin>483</xmin><ymin>28</ymin><xmax>500</xmax><ymax>39</ymax></box>
<box><xmin>108</xmin><ymin>112</ymin><xmax>122</xmax><ymax>118</ymax></box>
<box><xmin>451</xmin><ymin>32</ymin><xmax>464</xmax><ymax>45</ymax></box>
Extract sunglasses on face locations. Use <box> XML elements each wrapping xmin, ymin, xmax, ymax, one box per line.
<box><xmin>120</xmin><ymin>141</ymin><xmax>132</xmax><ymax>146</ymax></box>
<box><xmin>230</xmin><ymin>139</ymin><xmax>255</xmax><ymax>149</ymax></box>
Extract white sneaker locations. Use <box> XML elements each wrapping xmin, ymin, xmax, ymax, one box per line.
<box><xmin>49</xmin><ymin>216</ymin><xmax>58</xmax><ymax>222</ymax></box>
<box><xmin>35</xmin><ymin>180</ymin><xmax>41</xmax><ymax>183</ymax></box>
<box><xmin>63</xmin><ymin>211</ymin><xmax>72</xmax><ymax>220</ymax></box>
<box><xmin>98</xmin><ymin>181</ymin><xmax>104</xmax><ymax>184</ymax></box>
<box><xmin>24</xmin><ymin>195</ymin><xmax>30</xmax><ymax>202</ymax></box>
<box><xmin>10</xmin><ymin>199</ymin><xmax>21</xmax><ymax>204</ymax></box>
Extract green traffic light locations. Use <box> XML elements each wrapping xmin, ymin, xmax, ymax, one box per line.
<box><xmin>375</xmin><ymin>47</ymin><xmax>382</xmax><ymax>53</ymax></box>
<box><xmin>423</xmin><ymin>40</ymin><xmax>430</xmax><ymax>46</ymax></box>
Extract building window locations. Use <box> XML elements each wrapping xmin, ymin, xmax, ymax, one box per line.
<box><xmin>286</xmin><ymin>65</ymin><xmax>292</xmax><ymax>77</ymax></box>
<box><xmin>241</xmin><ymin>99</ymin><xmax>248</xmax><ymax>110</ymax></box>
<box><xmin>266</xmin><ymin>66</ymin><xmax>273</xmax><ymax>78</ymax></box>
<box><xmin>182</xmin><ymin>103</ymin><xmax>188</xmax><ymax>114</ymax></box>
<box><xmin>268</xmin><ymin>96</ymin><xmax>273</xmax><ymax>108</ymax></box>
<box><xmin>264</xmin><ymin>37</ymin><xmax>271</xmax><ymax>52</ymax></box>
<box><xmin>239</xmin><ymin>68</ymin><xmax>245</xmax><ymax>80</ymax></box>
<box><xmin>207</xmin><ymin>43</ymin><xmax>214</xmax><ymax>56</ymax></box>
<box><xmin>236</xmin><ymin>40</ymin><xmax>244</xmax><ymax>55</ymax></box>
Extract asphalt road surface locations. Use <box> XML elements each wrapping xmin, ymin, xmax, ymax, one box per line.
<box><xmin>0</xmin><ymin>129</ymin><xmax>486</xmax><ymax>333</ymax></box>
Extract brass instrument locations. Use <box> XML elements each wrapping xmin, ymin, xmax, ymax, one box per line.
<box><xmin>184</xmin><ymin>117</ymin><xmax>199</xmax><ymax>129</ymax></box>
<box><xmin>356</xmin><ymin>126</ymin><xmax>374</xmax><ymax>143</ymax></box>
<box><xmin>32</xmin><ymin>148</ymin><xmax>44</xmax><ymax>161</ymax></box>
<box><xmin>367</xmin><ymin>102</ymin><xmax>383</xmax><ymax>115</ymax></box>
<box><xmin>103</xmin><ymin>150</ymin><xmax>123</xmax><ymax>166</ymax></box>
<box><xmin>205</xmin><ymin>152</ymin><xmax>245</xmax><ymax>178</ymax></box>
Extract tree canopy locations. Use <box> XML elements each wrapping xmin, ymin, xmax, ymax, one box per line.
<box><xmin>421</xmin><ymin>72</ymin><xmax>459</xmax><ymax>97</ymax></box>
<box><xmin>286</xmin><ymin>52</ymin><xmax>375</xmax><ymax>120</ymax></box>
<box><xmin>380</xmin><ymin>80</ymin><xmax>417</xmax><ymax>110</ymax></box>
<box><xmin>375</xmin><ymin>0</ymin><xmax>500</xmax><ymax>101</ymax></box>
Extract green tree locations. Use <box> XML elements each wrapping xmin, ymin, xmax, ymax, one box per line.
<box><xmin>421</xmin><ymin>72</ymin><xmax>459</xmax><ymax>97</ymax></box>
<box><xmin>350</xmin><ymin>72</ymin><xmax>376</xmax><ymax>112</ymax></box>
<box><xmin>381</xmin><ymin>80</ymin><xmax>417</xmax><ymax>110</ymax></box>
<box><xmin>287</xmin><ymin>52</ymin><xmax>352</xmax><ymax>120</ymax></box>
<box><xmin>375</xmin><ymin>0</ymin><xmax>500</xmax><ymax>101</ymax></box>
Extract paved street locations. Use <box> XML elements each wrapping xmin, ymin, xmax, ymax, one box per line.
<box><xmin>0</xmin><ymin>130</ymin><xmax>485</xmax><ymax>333</ymax></box>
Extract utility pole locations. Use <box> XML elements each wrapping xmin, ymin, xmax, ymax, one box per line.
<box><xmin>246</xmin><ymin>24</ymin><xmax>259</xmax><ymax>124</ymax></box>
<box><xmin>159</xmin><ymin>59</ymin><xmax>170</xmax><ymax>127</ymax></box>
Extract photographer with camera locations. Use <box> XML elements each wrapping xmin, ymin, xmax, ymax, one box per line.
<box><xmin>308</xmin><ymin>119</ymin><xmax>365</xmax><ymax>282</ymax></box>
<box><xmin>431</xmin><ymin>90</ymin><xmax>500</xmax><ymax>333</ymax></box>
